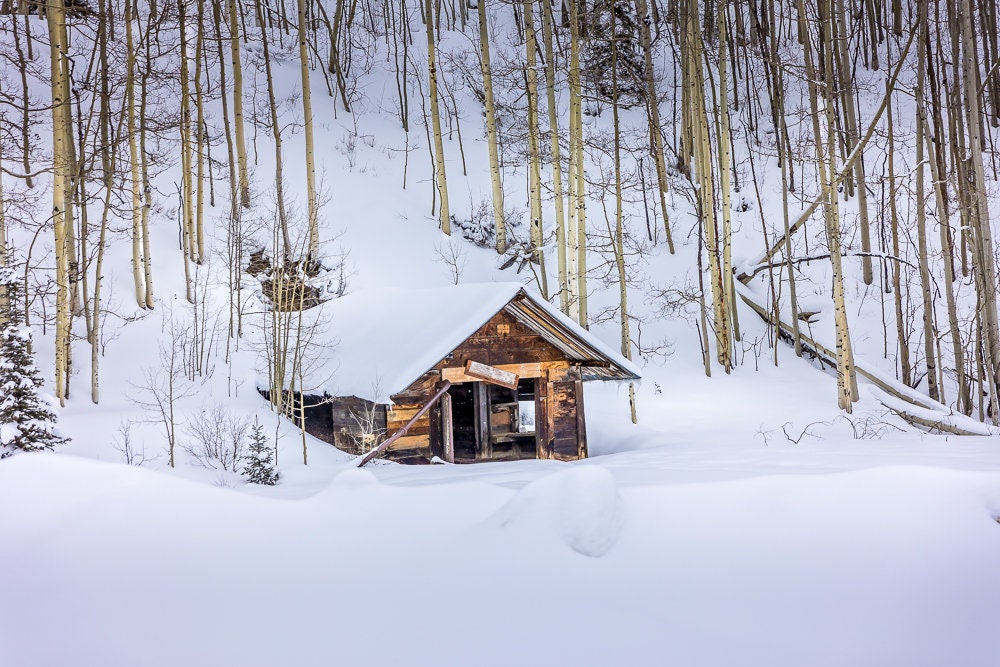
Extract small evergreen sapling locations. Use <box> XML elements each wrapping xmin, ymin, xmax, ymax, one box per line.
<box><xmin>0</xmin><ymin>267</ymin><xmax>67</xmax><ymax>456</ymax></box>
<box><xmin>243</xmin><ymin>419</ymin><xmax>278</xmax><ymax>485</ymax></box>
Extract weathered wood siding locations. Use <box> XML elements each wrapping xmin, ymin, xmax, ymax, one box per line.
<box><xmin>384</xmin><ymin>403</ymin><xmax>434</xmax><ymax>462</ymax></box>
<box><xmin>545</xmin><ymin>379</ymin><xmax>587</xmax><ymax>460</ymax></box>
<box><xmin>257</xmin><ymin>391</ymin><xmax>388</xmax><ymax>456</ymax></box>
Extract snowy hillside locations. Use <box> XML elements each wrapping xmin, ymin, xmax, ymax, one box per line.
<box><xmin>2</xmin><ymin>0</ymin><xmax>1000</xmax><ymax>663</ymax></box>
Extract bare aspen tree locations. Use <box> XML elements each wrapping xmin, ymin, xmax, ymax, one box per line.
<box><xmin>228</xmin><ymin>0</ymin><xmax>251</xmax><ymax>208</ymax></box>
<box><xmin>833</xmin><ymin>0</ymin><xmax>872</xmax><ymax>285</ymax></box>
<box><xmin>138</xmin><ymin>4</ymin><xmax>155</xmax><ymax>311</ymax></box>
<box><xmin>817</xmin><ymin>0</ymin><xmax>857</xmax><ymax>409</ymax></box>
<box><xmin>609</xmin><ymin>3</ymin><xmax>629</xmax><ymax>359</ymax></box>
<box><xmin>178</xmin><ymin>0</ymin><xmax>198</xmax><ymax>276</ymax></box>
<box><xmin>540</xmin><ymin>0</ymin><xmax>568</xmax><ymax>312</ymax></box>
<box><xmin>635</xmin><ymin>0</ymin><xmax>673</xmax><ymax>252</ymax></box>
<box><xmin>914</xmin><ymin>1</ymin><xmax>939</xmax><ymax>402</ymax></box>
<box><xmin>255</xmin><ymin>0</ymin><xmax>293</xmax><ymax>256</ymax></box>
<box><xmin>477</xmin><ymin>0</ymin><xmax>506</xmax><ymax>253</ymax></box>
<box><xmin>683</xmin><ymin>0</ymin><xmax>730</xmax><ymax>371</ymax></box>
<box><xmin>193</xmin><ymin>0</ymin><xmax>207</xmax><ymax>263</ymax></box>
<box><xmin>523</xmin><ymin>0</ymin><xmax>547</xmax><ymax>297</ymax></box>
<box><xmin>717</xmin><ymin>0</ymin><xmax>737</xmax><ymax>346</ymax></box>
<box><xmin>125</xmin><ymin>0</ymin><xmax>148</xmax><ymax>309</ymax></box>
<box><xmin>960</xmin><ymin>0</ymin><xmax>1000</xmax><ymax>421</ymax></box>
<box><xmin>48</xmin><ymin>0</ymin><xmax>71</xmax><ymax>405</ymax></box>
<box><xmin>297</xmin><ymin>0</ymin><xmax>320</xmax><ymax>259</ymax></box>
<box><xmin>425</xmin><ymin>0</ymin><xmax>450</xmax><ymax>234</ymax></box>
<box><xmin>566</xmin><ymin>0</ymin><xmax>583</xmax><ymax>324</ymax></box>
<box><xmin>11</xmin><ymin>11</ymin><xmax>33</xmax><ymax>189</ymax></box>
<box><xmin>886</xmin><ymin>77</ymin><xmax>911</xmax><ymax>386</ymax></box>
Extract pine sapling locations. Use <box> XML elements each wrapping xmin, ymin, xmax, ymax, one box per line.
<box><xmin>0</xmin><ymin>267</ymin><xmax>68</xmax><ymax>456</ymax></box>
<box><xmin>243</xmin><ymin>418</ymin><xmax>278</xmax><ymax>485</ymax></box>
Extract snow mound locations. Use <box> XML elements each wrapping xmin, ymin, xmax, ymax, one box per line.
<box><xmin>330</xmin><ymin>467</ymin><xmax>380</xmax><ymax>488</ymax></box>
<box><xmin>490</xmin><ymin>466</ymin><xmax>626</xmax><ymax>557</ymax></box>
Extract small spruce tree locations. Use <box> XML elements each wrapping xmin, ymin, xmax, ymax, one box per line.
<box><xmin>243</xmin><ymin>419</ymin><xmax>278</xmax><ymax>485</ymax></box>
<box><xmin>0</xmin><ymin>265</ymin><xmax>68</xmax><ymax>456</ymax></box>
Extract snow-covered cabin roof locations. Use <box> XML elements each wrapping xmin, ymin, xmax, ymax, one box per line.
<box><xmin>281</xmin><ymin>283</ymin><xmax>640</xmax><ymax>403</ymax></box>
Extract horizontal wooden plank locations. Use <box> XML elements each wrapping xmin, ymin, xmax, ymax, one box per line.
<box><xmin>442</xmin><ymin>361</ymin><xmax>570</xmax><ymax>384</ymax></box>
<box><xmin>387</xmin><ymin>434</ymin><xmax>430</xmax><ymax>451</ymax></box>
<box><xmin>386</xmin><ymin>405</ymin><xmax>422</xmax><ymax>422</ymax></box>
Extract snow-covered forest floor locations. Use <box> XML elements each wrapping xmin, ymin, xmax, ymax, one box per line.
<box><xmin>3</xmin><ymin>0</ymin><xmax>1000</xmax><ymax>663</ymax></box>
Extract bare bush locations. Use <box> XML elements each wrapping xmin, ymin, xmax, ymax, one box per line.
<box><xmin>183</xmin><ymin>405</ymin><xmax>251</xmax><ymax>471</ymax></box>
<box><xmin>112</xmin><ymin>420</ymin><xmax>153</xmax><ymax>466</ymax></box>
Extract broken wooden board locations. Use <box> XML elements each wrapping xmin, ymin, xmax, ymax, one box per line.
<box><xmin>463</xmin><ymin>360</ymin><xmax>519</xmax><ymax>389</ymax></box>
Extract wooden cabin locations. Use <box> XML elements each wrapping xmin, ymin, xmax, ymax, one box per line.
<box><xmin>273</xmin><ymin>284</ymin><xmax>639</xmax><ymax>464</ymax></box>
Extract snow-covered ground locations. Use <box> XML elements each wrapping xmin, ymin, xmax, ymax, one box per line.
<box><xmin>3</xmin><ymin>449</ymin><xmax>1000</xmax><ymax>667</ymax></box>
<box><xmin>4</xmin><ymin>352</ymin><xmax>1000</xmax><ymax>667</ymax></box>
<box><xmin>4</xmin><ymin>4</ymin><xmax>1000</xmax><ymax>665</ymax></box>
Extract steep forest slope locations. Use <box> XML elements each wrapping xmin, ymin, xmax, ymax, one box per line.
<box><xmin>2</xmin><ymin>0</ymin><xmax>1000</xmax><ymax>453</ymax></box>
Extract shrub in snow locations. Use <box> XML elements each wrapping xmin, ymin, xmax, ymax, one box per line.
<box><xmin>0</xmin><ymin>267</ymin><xmax>67</xmax><ymax>456</ymax></box>
<box><xmin>243</xmin><ymin>419</ymin><xmax>278</xmax><ymax>485</ymax></box>
<box><xmin>183</xmin><ymin>405</ymin><xmax>250</xmax><ymax>471</ymax></box>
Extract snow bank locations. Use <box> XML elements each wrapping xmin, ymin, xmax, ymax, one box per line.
<box><xmin>5</xmin><ymin>454</ymin><xmax>1000</xmax><ymax>667</ymax></box>
<box><xmin>489</xmin><ymin>465</ymin><xmax>626</xmax><ymax>557</ymax></box>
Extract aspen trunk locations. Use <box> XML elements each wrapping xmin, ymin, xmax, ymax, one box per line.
<box><xmin>478</xmin><ymin>0</ymin><xmax>506</xmax><ymax>253</ymax></box>
<box><xmin>541</xmin><ymin>0</ymin><xmax>568</xmax><ymax>313</ymax></box>
<box><xmin>255</xmin><ymin>0</ymin><xmax>293</xmax><ymax>256</ymax></box>
<box><xmin>125</xmin><ymin>0</ymin><xmax>147</xmax><ymax>309</ymax></box>
<box><xmin>567</xmin><ymin>0</ymin><xmax>583</xmax><ymax>324</ymax></box>
<box><xmin>523</xmin><ymin>0</ymin><xmax>547</xmax><ymax>298</ymax></box>
<box><xmin>228</xmin><ymin>0</ymin><xmax>251</xmax><ymax>208</ymax></box>
<box><xmin>635</xmin><ymin>0</ymin><xmax>674</xmax><ymax>253</ymax></box>
<box><xmin>48</xmin><ymin>0</ymin><xmax>71</xmax><ymax>405</ymax></box>
<box><xmin>914</xmin><ymin>2</ymin><xmax>940</xmax><ymax>402</ymax></box>
<box><xmin>818</xmin><ymin>0</ymin><xmax>857</xmax><ymax>409</ymax></box>
<box><xmin>610</xmin><ymin>8</ymin><xmax>630</xmax><ymax>360</ymax></box>
<box><xmin>960</xmin><ymin>0</ymin><xmax>1000</xmax><ymax>421</ymax></box>
<box><xmin>886</xmin><ymin>78</ymin><xmax>911</xmax><ymax>386</ymax></box>
<box><xmin>297</xmin><ymin>0</ymin><xmax>320</xmax><ymax>259</ymax></box>
<box><xmin>179</xmin><ymin>0</ymin><xmax>197</xmax><ymax>276</ymax></box>
<box><xmin>425</xmin><ymin>0</ymin><xmax>450</xmax><ymax>234</ymax></box>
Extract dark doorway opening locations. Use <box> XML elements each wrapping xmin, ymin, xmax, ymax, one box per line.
<box><xmin>446</xmin><ymin>379</ymin><xmax>538</xmax><ymax>463</ymax></box>
<box><xmin>447</xmin><ymin>382</ymin><xmax>478</xmax><ymax>462</ymax></box>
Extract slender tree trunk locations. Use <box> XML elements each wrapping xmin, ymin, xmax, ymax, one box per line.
<box><xmin>228</xmin><ymin>0</ymin><xmax>251</xmax><ymax>208</ymax></box>
<box><xmin>478</xmin><ymin>0</ymin><xmax>506</xmax><ymax>253</ymax></box>
<box><xmin>297</xmin><ymin>0</ymin><xmax>320</xmax><ymax>258</ymax></box>
<box><xmin>635</xmin><ymin>0</ymin><xmax>674</xmax><ymax>252</ymax></box>
<box><xmin>541</xmin><ymin>0</ymin><xmax>568</xmax><ymax>312</ymax></box>
<box><xmin>425</xmin><ymin>0</ymin><xmax>450</xmax><ymax>234</ymax></box>
<box><xmin>48</xmin><ymin>0</ymin><xmax>71</xmax><ymax>406</ymax></box>
<box><xmin>523</xmin><ymin>0</ymin><xmax>547</xmax><ymax>297</ymax></box>
<box><xmin>915</xmin><ymin>2</ymin><xmax>940</xmax><ymax>402</ymax></box>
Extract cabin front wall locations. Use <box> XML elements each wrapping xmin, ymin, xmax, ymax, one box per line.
<box><xmin>378</xmin><ymin>310</ymin><xmax>588</xmax><ymax>464</ymax></box>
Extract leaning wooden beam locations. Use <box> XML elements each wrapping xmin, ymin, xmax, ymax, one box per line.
<box><xmin>357</xmin><ymin>381</ymin><xmax>453</xmax><ymax>467</ymax></box>
<box><xmin>464</xmin><ymin>360</ymin><xmax>519</xmax><ymax>389</ymax></box>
